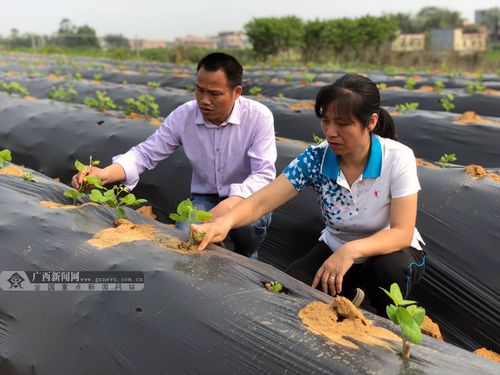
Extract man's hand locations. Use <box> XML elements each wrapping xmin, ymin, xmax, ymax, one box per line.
<box><xmin>209</xmin><ymin>196</ymin><xmax>244</xmax><ymax>219</ymax></box>
<box><xmin>71</xmin><ymin>163</ymin><xmax>126</xmax><ymax>189</ymax></box>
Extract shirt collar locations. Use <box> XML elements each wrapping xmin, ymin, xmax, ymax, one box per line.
<box><xmin>195</xmin><ymin>98</ymin><xmax>241</xmax><ymax>127</ymax></box>
<box><xmin>320</xmin><ymin>134</ymin><xmax>382</xmax><ymax>180</ymax></box>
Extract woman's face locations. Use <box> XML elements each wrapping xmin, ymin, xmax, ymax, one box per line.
<box><xmin>320</xmin><ymin>105</ymin><xmax>377</xmax><ymax>157</ymax></box>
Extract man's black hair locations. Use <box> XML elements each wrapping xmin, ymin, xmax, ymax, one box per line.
<box><xmin>197</xmin><ymin>52</ymin><xmax>243</xmax><ymax>88</ymax></box>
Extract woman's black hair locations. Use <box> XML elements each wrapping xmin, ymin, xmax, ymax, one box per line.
<box><xmin>314</xmin><ymin>74</ymin><xmax>396</xmax><ymax>140</ymax></box>
<box><xmin>197</xmin><ymin>52</ymin><xmax>243</xmax><ymax>89</ymax></box>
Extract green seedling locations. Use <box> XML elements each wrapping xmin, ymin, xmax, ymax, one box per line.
<box><xmin>140</xmin><ymin>66</ymin><xmax>149</xmax><ymax>74</ymax></box>
<box><xmin>283</xmin><ymin>74</ymin><xmax>294</xmax><ymax>82</ymax></box>
<box><xmin>302</xmin><ymin>72</ymin><xmax>316</xmax><ymax>84</ymax></box>
<box><xmin>277</xmin><ymin>93</ymin><xmax>285</xmax><ymax>102</ymax></box>
<box><xmin>439</xmin><ymin>93</ymin><xmax>456</xmax><ymax>112</ymax></box>
<box><xmin>23</xmin><ymin>172</ymin><xmax>34</xmax><ymax>182</ymax></box>
<box><xmin>83</xmin><ymin>90</ymin><xmax>116</xmax><ymax>112</ymax></box>
<box><xmin>262</xmin><ymin>75</ymin><xmax>271</xmax><ymax>83</ymax></box>
<box><xmin>312</xmin><ymin>133</ymin><xmax>325</xmax><ymax>144</ymax></box>
<box><xmin>267</xmin><ymin>281</ymin><xmax>283</xmax><ymax>293</ymax></box>
<box><xmin>147</xmin><ymin>81</ymin><xmax>160</xmax><ymax>89</ymax></box>
<box><xmin>93</xmin><ymin>73</ymin><xmax>103</xmax><ymax>82</ymax></box>
<box><xmin>169</xmin><ymin>199</ymin><xmax>212</xmax><ymax>246</ymax></box>
<box><xmin>63</xmin><ymin>157</ymin><xmax>102</xmax><ymax>205</ymax></box>
<box><xmin>0</xmin><ymin>149</ymin><xmax>12</xmax><ymax>167</ymax></box>
<box><xmin>380</xmin><ymin>283</ymin><xmax>425</xmax><ymax>359</ymax></box>
<box><xmin>438</xmin><ymin>153</ymin><xmax>457</xmax><ymax>168</ymax></box>
<box><xmin>404</xmin><ymin>78</ymin><xmax>417</xmax><ymax>90</ymax></box>
<box><xmin>395</xmin><ymin>102</ymin><xmax>420</xmax><ymax>113</ymax></box>
<box><xmin>74</xmin><ymin>72</ymin><xmax>82</xmax><ymax>80</ymax></box>
<box><xmin>0</xmin><ymin>81</ymin><xmax>29</xmax><ymax>97</ymax></box>
<box><xmin>434</xmin><ymin>81</ymin><xmax>445</xmax><ymax>93</ymax></box>
<box><xmin>49</xmin><ymin>83</ymin><xmax>77</xmax><ymax>103</ymax></box>
<box><xmin>185</xmin><ymin>84</ymin><xmax>195</xmax><ymax>92</ymax></box>
<box><xmin>465</xmin><ymin>82</ymin><xmax>486</xmax><ymax>94</ymax></box>
<box><xmin>376</xmin><ymin>83</ymin><xmax>387</xmax><ymax>91</ymax></box>
<box><xmin>248</xmin><ymin>86</ymin><xmax>263</xmax><ymax>96</ymax></box>
<box><xmin>125</xmin><ymin>94</ymin><xmax>161</xmax><ymax>119</ymax></box>
<box><xmin>121</xmin><ymin>80</ymin><xmax>129</xmax><ymax>85</ymax></box>
<box><xmin>88</xmin><ymin>184</ymin><xmax>147</xmax><ymax>220</ymax></box>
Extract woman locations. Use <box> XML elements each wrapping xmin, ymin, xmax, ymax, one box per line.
<box><xmin>194</xmin><ymin>74</ymin><xmax>426</xmax><ymax>316</ymax></box>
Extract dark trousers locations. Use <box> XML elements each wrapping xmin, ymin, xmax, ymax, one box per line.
<box><xmin>286</xmin><ymin>241</ymin><xmax>426</xmax><ymax>316</ymax></box>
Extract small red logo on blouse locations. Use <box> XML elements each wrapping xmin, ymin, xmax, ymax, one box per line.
<box><xmin>374</xmin><ymin>190</ymin><xmax>380</xmax><ymax>198</ymax></box>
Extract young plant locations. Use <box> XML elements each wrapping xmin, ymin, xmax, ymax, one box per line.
<box><xmin>404</xmin><ymin>78</ymin><xmax>417</xmax><ymax>90</ymax></box>
<box><xmin>169</xmin><ymin>199</ymin><xmax>212</xmax><ymax>246</ymax></box>
<box><xmin>147</xmin><ymin>81</ymin><xmax>160</xmax><ymax>89</ymax></box>
<box><xmin>0</xmin><ymin>149</ymin><xmax>12</xmax><ymax>167</ymax></box>
<box><xmin>63</xmin><ymin>157</ymin><xmax>102</xmax><ymax>205</ymax></box>
<box><xmin>302</xmin><ymin>72</ymin><xmax>316</xmax><ymax>84</ymax></box>
<box><xmin>395</xmin><ymin>102</ymin><xmax>420</xmax><ymax>113</ymax></box>
<box><xmin>83</xmin><ymin>90</ymin><xmax>116</xmax><ymax>112</ymax></box>
<box><xmin>125</xmin><ymin>94</ymin><xmax>161</xmax><ymax>119</ymax></box>
<box><xmin>23</xmin><ymin>171</ymin><xmax>34</xmax><ymax>182</ymax></box>
<box><xmin>438</xmin><ymin>153</ymin><xmax>457</xmax><ymax>168</ymax></box>
<box><xmin>380</xmin><ymin>283</ymin><xmax>425</xmax><ymax>359</ymax></box>
<box><xmin>465</xmin><ymin>82</ymin><xmax>486</xmax><ymax>94</ymax></box>
<box><xmin>312</xmin><ymin>133</ymin><xmax>325</xmax><ymax>144</ymax></box>
<box><xmin>376</xmin><ymin>83</ymin><xmax>387</xmax><ymax>91</ymax></box>
<box><xmin>49</xmin><ymin>83</ymin><xmax>78</xmax><ymax>103</ymax></box>
<box><xmin>74</xmin><ymin>72</ymin><xmax>82</xmax><ymax>80</ymax></box>
<box><xmin>439</xmin><ymin>93</ymin><xmax>456</xmax><ymax>112</ymax></box>
<box><xmin>140</xmin><ymin>66</ymin><xmax>149</xmax><ymax>74</ymax></box>
<box><xmin>93</xmin><ymin>73</ymin><xmax>104</xmax><ymax>82</ymax></box>
<box><xmin>248</xmin><ymin>86</ymin><xmax>263</xmax><ymax>96</ymax></box>
<box><xmin>88</xmin><ymin>184</ymin><xmax>147</xmax><ymax>220</ymax></box>
<box><xmin>267</xmin><ymin>281</ymin><xmax>283</xmax><ymax>293</ymax></box>
<box><xmin>0</xmin><ymin>81</ymin><xmax>30</xmax><ymax>97</ymax></box>
<box><xmin>277</xmin><ymin>92</ymin><xmax>285</xmax><ymax>102</ymax></box>
<box><xmin>434</xmin><ymin>81</ymin><xmax>445</xmax><ymax>93</ymax></box>
<box><xmin>185</xmin><ymin>84</ymin><xmax>195</xmax><ymax>92</ymax></box>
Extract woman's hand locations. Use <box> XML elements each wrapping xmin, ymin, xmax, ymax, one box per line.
<box><xmin>192</xmin><ymin>217</ymin><xmax>232</xmax><ymax>251</ymax></box>
<box><xmin>312</xmin><ymin>245</ymin><xmax>355</xmax><ymax>296</ymax></box>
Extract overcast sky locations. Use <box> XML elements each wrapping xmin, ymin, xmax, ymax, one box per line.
<box><xmin>1</xmin><ymin>0</ymin><xmax>498</xmax><ymax>40</ymax></box>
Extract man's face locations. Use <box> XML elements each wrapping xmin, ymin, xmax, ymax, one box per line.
<box><xmin>195</xmin><ymin>67</ymin><xmax>242</xmax><ymax>125</ymax></box>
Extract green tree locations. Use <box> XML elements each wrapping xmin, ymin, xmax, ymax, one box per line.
<box><xmin>387</xmin><ymin>13</ymin><xmax>419</xmax><ymax>33</ymax></box>
<box><xmin>415</xmin><ymin>7</ymin><xmax>463</xmax><ymax>31</ymax></box>
<box><xmin>74</xmin><ymin>25</ymin><xmax>100</xmax><ymax>48</ymax></box>
<box><xmin>479</xmin><ymin>7</ymin><xmax>500</xmax><ymax>43</ymax></box>
<box><xmin>301</xmin><ymin>20</ymin><xmax>329</xmax><ymax>61</ymax></box>
<box><xmin>104</xmin><ymin>34</ymin><xmax>130</xmax><ymax>49</ymax></box>
<box><xmin>245</xmin><ymin>16</ymin><xmax>304</xmax><ymax>60</ymax></box>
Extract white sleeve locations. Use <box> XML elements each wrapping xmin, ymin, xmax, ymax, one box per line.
<box><xmin>390</xmin><ymin>147</ymin><xmax>421</xmax><ymax>198</ymax></box>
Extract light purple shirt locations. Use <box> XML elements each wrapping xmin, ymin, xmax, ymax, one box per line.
<box><xmin>113</xmin><ymin>96</ymin><xmax>277</xmax><ymax>198</ymax></box>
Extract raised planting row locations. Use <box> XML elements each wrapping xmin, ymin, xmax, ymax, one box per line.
<box><xmin>1</xmin><ymin>75</ymin><xmax>499</xmax><ymax>168</ymax></box>
<box><xmin>2</xmin><ymin>52</ymin><xmax>499</xmax><ymax>90</ymax></box>
<box><xmin>0</xmin><ymin>93</ymin><xmax>499</xmax><ymax>353</ymax></box>
<box><xmin>0</xmin><ymin>163</ymin><xmax>499</xmax><ymax>374</ymax></box>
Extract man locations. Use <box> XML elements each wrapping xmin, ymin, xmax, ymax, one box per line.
<box><xmin>72</xmin><ymin>52</ymin><xmax>277</xmax><ymax>257</ymax></box>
